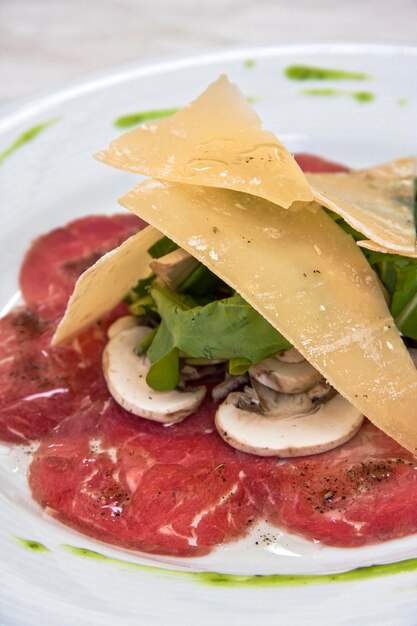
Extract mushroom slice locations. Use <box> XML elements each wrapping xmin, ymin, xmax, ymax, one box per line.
<box><xmin>249</xmin><ymin>357</ymin><xmax>323</xmax><ymax>394</ymax></box>
<box><xmin>307</xmin><ymin>380</ymin><xmax>335</xmax><ymax>402</ymax></box>
<box><xmin>215</xmin><ymin>392</ymin><xmax>364</xmax><ymax>457</ymax></box>
<box><xmin>150</xmin><ymin>248</ymin><xmax>199</xmax><ymax>290</ymax></box>
<box><xmin>179</xmin><ymin>363</ymin><xmax>222</xmax><ymax>385</ymax></box>
<box><xmin>276</xmin><ymin>347</ymin><xmax>305</xmax><ymax>363</ymax></box>
<box><xmin>107</xmin><ymin>315</ymin><xmax>139</xmax><ymax>339</ymax></box>
<box><xmin>103</xmin><ymin>326</ymin><xmax>206</xmax><ymax>424</ymax></box>
<box><xmin>211</xmin><ymin>373</ymin><xmax>250</xmax><ymax>402</ymax></box>
<box><xmin>250</xmin><ymin>379</ymin><xmax>316</xmax><ymax>417</ymax></box>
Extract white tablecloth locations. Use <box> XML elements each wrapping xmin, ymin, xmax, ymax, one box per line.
<box><xmin>1</xmin><ymin>0</ymin><xmax>417</xmax><ymax>104</ymax></box>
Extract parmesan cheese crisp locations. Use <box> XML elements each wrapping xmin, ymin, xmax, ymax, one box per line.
<box><xmin>307</xmin><ymin>158</ymin><xmax>416</xmax><ymax>254</ymax></box>
<box><xmin>55</xmin><ymin>76</ymin><xmax>417</xmax><ymax>455</ymax></box>
<box><xmin>119</xmin><ymin>181</ymin><xmax>417</xmax><ymax>454</ymax></box>
<box><xmin>96</xmin><ymin>75</ymin><xmax>313</xmax><ymax>209</ymax></box>
<box><xmin>52</xmin><ymin>226</ymin><xmax>162</xmax><ymax>345</ymax></box>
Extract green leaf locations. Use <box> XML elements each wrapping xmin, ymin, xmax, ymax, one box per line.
<box><xmin>125</xmin><ymin>274</ymin><xmax>155</xmax><ymax>304</ymax></box>
<box><xmin>147</xmin><ymin>321</ymin><xmax>175</xmax><ymax>363</ymax></box>
<box><xmin>147</xmin><ymin>322</ymin><xmax>179</xmax><ymax>390</ymax></box>
<box><xmin>136</xmin><ymin>327</ymin><xmax>158</xmax><ymax>353</ymax></box>
<box><xmin>147</xmin><ymin>236</ymin><xmax>178</xmax><ymax>259</ymax></box>
<box><xmin>147</xmin><ymin>285</ymin><xmax>290</xmax><ymax>372</ymax></box>
<box><xmin>390</xmin><ymin>259</ymin><xmax>417</xmax><ymax>339</ymax></box>
<box><xmin>146</xmin><ymin>346</ymin><xmax>180</xmax><ymax>391</ymax></box>
<box><xmin>178</xmin><ymin>264</ymin><xmax>229</xmax><ymax>297</ymax></box>
<box><xmin>229</xmin><ymin>358</ymin><xmax>252</xmax><ymax>375</ymax></box>
<box><xmin>325</xmin><ymin>186</ymin><xmax>417</xmax><ymax>339</ymax></box>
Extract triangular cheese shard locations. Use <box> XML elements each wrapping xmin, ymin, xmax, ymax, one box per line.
<box><xmin>307</xmin><ymin>157</ymin><xmax>416</xmax><ymax>253</ymax></box>
<box><xmin>358</xmin><ymin>240</ymin><xmax>417</xmax><ymax>258</ymax></box>
<box><xmin>96</xmin><ymin>75</ymin><xmax>313</xmax><ymax>209</ymax></box>
<box><xmin>52</xmin><ymin>225</ymin><xmax>162</xmax><ymax>345</ymax></box>
<box><xmin>120</xmin><ymin>180</ymin><xmax>417</xmax><ymax>454</ymax></box>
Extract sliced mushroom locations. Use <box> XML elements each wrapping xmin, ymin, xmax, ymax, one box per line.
<box><xmin>307</xmin><ymin>380</ymin><xmax>334</xmax><ymax>402</ymax></box>
<box><xmin>107</xmin><ymin>315</ymin><xmax>138</xmax><ymax>339</ymax></box>
<box><xmin>179</xmin><ymin>363</ymin><xmax>223</xmax><ymax>385</ymax></box>
<box><xmin>251</xmin><ymin>379</ymin><xmax>316</xmax><ymax>416</ymax></box>
<box><xmin>150</xmin><ymin>248</ymin><xmax>199</xmax><ymax>290</ymax></box>
<box><xmin>276</xmin><ymin>347</ymin><xmax>305</xmax><ymax>363</ymax></box>
<box><xmin>235</xmin><ymin>385</ymin><xmax>260</xmax><ymax>412</ymax></box>
<box><xmin>103</xmin><ymin>326</ymin><xmax>206</xmax><ymax>424</ymax></box>
<box><xmin>249</xmin><ymin>357</ymin><xmax>323</xmax><ymax>394</ymax></box>
<box><xmin>211</xmin><ymin>373</ymin><xmax>250</xmax><ymax>402</ymax></box>
<box><xmin>215</xmin><ymin>391</ymin><xmax>364</xmax><ymax>457</ymax></box>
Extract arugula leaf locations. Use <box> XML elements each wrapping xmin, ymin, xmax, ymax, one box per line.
<box><xmin>153</xmin><ymin>286</ymin><xmax>290</xmax><ymax>361</ymax></box>
<box><xmin>229</xmin><ymin>358</ymin><xmax>252</xmax><ymax>375</ymax></box>
<box><xmin>327</xmin><ymin>180</ymin><xmax>417</xmax><ymax>339</ymax></box>
<box><xmin>136</xmin><ymin>327</ymin><xmax>158</xmax><ymax>353</ymax></box>
<box><xmin>146</xmin><ymin>340</ymin><xmax>180</xmax><ymax>391</ymax></box>
<box><xmin>147</xmin><ymin>236</ymin><xmax>178</xmax><ymax>259</ymax></box>
<box><xmin>388</xmin><ymin>259</ymin><xmax>417</xmax><ymax>339</ymax></box>
<box><xmin>178</xmin><ymin>263</ymin><xmax>229</xmax><ymax>297</ymax></box>
<box><xmin>125</xmin><ymin>274</ymin><xmax>155</xmax><ymax>304</ymax></box>
<box><xmin>145</xmin><ymin>286</ymin><xmax>290</xmax><ymax>389</ymax></box>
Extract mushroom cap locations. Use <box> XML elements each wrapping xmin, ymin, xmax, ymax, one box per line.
<box><xmin>215</xmin><ymin>392</ymin><xmax>364</xmax><ymax>457</ymax></box>
<box><xmin>107</xmin><ymin>315</ymin><xmax>138</xmax><ymax>339</ymax></box>
<box><xmin>103</xmin><ymin>325</ymin><xmax>206</xmax><ymax>423</ymax></box>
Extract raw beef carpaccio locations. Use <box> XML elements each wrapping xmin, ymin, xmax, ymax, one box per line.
<box><xmin>1</xmin><ymin>158</ymin><xmax>417</xmax><ymax>556</ymax></box>
<box><xmin>20</xmin><ymin>214</ymin><xmax>145</xmax><ymax>318</ymax></box>
<box><xmin>29</xmin><ymin>394</ymin><xmax>257</xmax><ymax>557</ymax></box>
<box><xmin>0</xmin><ymin>215</ymin><xmax>142</xmax><ymax>443</ymax></box>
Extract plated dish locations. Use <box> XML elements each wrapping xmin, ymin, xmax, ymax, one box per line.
<box><xmin>0</xmin><ymin>45</ymin><xmax>416</xmax><ymax>624</ymax></box>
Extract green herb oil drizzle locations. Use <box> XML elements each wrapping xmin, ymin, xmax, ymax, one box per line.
<box><xmin>301</xmin><ymin>88</ymin><xmax>375</xmax><ymax>103</ymax></box>
<box><xmin>62</xmin><ymin>544</ymin><xmax>417</xmax><ymax>588</ymax></box>
<box><xmin>352</xmin><ymin>91</ymin><xmax>375</xmax><ymax>103</ymax></box>
<box><xmin>0</xmin><ymin>117</ymin><xmax>60</xmax><ymax>166</ymax></box>
<box><xmin>285</xmin><ymin>65</ymin><xmax>369</xmax><ymax>81</ymax></box>
<box><xmin>114</xmin><ymin>96</ymin><xmax>259</xmax><ymax>129</ymax></box>
<box><xmin>14</xmin><ymin>538</ymin><xmax>417</xmax><ymax>587</ymax></box>
<box><xmin>13</xmin><ymin>536</ymin><xmax>50</xmax><ymax>553</ymax></box>
<box><xmin>302</xmin><ymin>88</ymin><xmax>340</xmax><ymax>97</ymax></box>
<box><xmin>114</xmin><ymin>108</ymin><xmax>179</xmax><ymax>129</ymax></box>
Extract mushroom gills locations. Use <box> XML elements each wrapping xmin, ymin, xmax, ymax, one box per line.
<box><xmin>179</xmin><ymin>363</ymin><xmax>224</xmax><ymax>386</ymax></box>
<box><xmin>215</xmin><ymin>391</ymin><xmax>364</xmax><ymax>457</ymax></box>
<box><xmin>103</xmin><ymin>325</ymin><xmax>206</xmax><ymax>424</ymax></box>
<box><xmin>211</xmin><ymin>373</ymin><xmax>250</xmax><ymax>402</ymax></box>
<box><xmin>251</xmin><ymin>379</ymin><xmax>317</xmax><ymax>417</ymax></box>
<box><xmin>249</xmin><ymin>357</ymin><xmax>323</xmax><ymax>394</ymax></box>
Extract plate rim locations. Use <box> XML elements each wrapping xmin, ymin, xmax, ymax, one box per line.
<box><xmin>0</xmin><ymin>42</ymin><xmax>416</xmax><ymax>134</ymax></box>
<box><xmin>1</xmin><ymin>44</ymin><xmax>417</xmax><ymax>624</ymax></box>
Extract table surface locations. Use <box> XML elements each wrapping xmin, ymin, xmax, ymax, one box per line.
<box><xmin>1</xmin><ymin>0</ymin><xmax>417</xmax><ymax>106</ymax></box>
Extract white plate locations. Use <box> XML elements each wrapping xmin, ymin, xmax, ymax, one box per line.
<box><xmin>0</xmin><ymin>44</ymin><xmax>417</xmax><ymax>626</ymax></box>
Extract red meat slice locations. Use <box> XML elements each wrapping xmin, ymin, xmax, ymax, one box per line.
<box><xmin>248</xmin><ymin>422</ymin><xmax>417</xmax><ymax>547</ymax></box>
<box><xmin>1</xmin><ymin>213</ymin><xmax>145</xmax><ymax>443</ymax></box>
<box><xmin>19</xmin><ymin>214</ymin><xmax>145</xmax><ymax>318</ymax></box>
<box><xmin>29</xmin><ymin>406</ymin><xmax>417</xmax><ymax>554</ymax></box>
<box><xmin>295</xmin><ymin>153</ymin><xmax>349</xmax><ymax>173</ymax></box>
<box><xmin>0</xmin><ymin>306</ymin><xmax>109</xmax><ymax>443</ymax></box>
<box><xmin>29</xmin><ymin>397</ymin><xmax>256</xmax><ymax>557</ymax></box>
<box><xmin>10</xmin><ymin>155</ymin><xmax>417</xmax><ymax>555</ymax></box>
